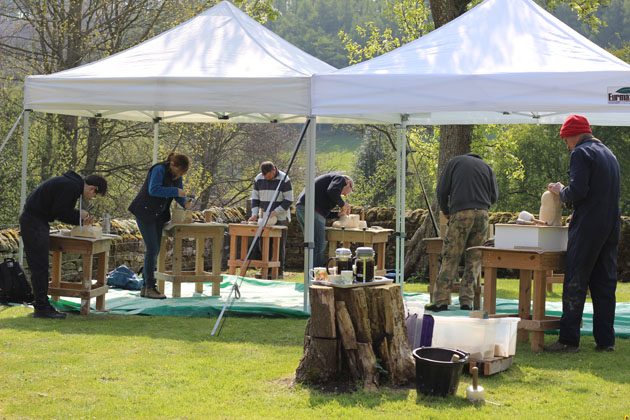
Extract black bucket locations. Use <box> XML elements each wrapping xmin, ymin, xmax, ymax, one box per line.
<box><xmin>413</xmin><ymin>347</ymin><xmax>469</xmax><ymax>397</ymax></box>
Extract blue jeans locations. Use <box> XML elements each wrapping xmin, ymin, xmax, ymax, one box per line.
<box><xmin>296</xmin><ymin>205</ymin><xmax>327</xmax><ymax>267</ymax></box>
<box><xmin>135</xmin><ymin>216</ymin><xmax>167</xmax><ymax>288</ymax></box>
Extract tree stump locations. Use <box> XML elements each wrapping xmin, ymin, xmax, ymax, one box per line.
<box><xmin>295</xmin><ymin>283</ymin><xmax>415</xmax><ymax>388</ymax></box>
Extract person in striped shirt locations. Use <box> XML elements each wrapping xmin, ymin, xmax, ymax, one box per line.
<box><xmin>248</xmin><ymin>161</ymin><xmax>293</xmax><ymax>276</ymax></box>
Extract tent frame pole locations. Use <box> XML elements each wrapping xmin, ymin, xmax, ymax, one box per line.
<box><xmin>18</xmin><ymin>110</ymin><xmax>31</xmax><ymax>265</ymax></box>
<box><xmin>395</xmin><ymin>115</ymin><xmax>407</xmax><ymax>292</ymax></box>
<box><xmin>303</xmin><ymin>116</ymin><xmax>316</xmax><ymax>313</ymax></box>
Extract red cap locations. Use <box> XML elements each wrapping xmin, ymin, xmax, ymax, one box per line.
<box><xmin>560</xmin><ymin>115</ymin><xmax>592</xmax><ymax>138</ymax></box>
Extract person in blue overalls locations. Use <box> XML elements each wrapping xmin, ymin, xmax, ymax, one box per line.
<box><xmin>128</xmin><ymin>152</ymin><xmax>193</xmax><ymax>299</ymax></box>
<box><xmin>544</xmin><ymin>115</ymin><xmax>620</xmax><ymax>353</ymax></box>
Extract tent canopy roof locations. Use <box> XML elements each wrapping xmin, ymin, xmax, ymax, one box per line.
<box><xmin>24</xmin><ymin>1</ymin><xmax>335</xmax><ymax>123</ymax></box>
<box><xmin>312</xmin><ymin>0</ymin><xmax>630</xmax><ymax>125</ymax></box>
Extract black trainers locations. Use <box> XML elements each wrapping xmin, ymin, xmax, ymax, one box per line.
<box><xmin>33</xmin><ymin>305</ymin><xmax>67</xmax><ymax>319</ymax></box>
<box><xmin>425</xmin><ymin>302</ymin><xmax>449</xmax><ymax>312</ymax></box>
<box><xmin>594</xmin><ymin>344</ymin><xmax>614</xmax><ymax>352</ymax></box>
<box><xmin>543</xmin><ymin>341</ymin><xmax>580</xmax><ymax>353</ymax></box>
<box><xmin>460</xmin><ymin>304</ymin><xmax>472</xmax><ymax>311</ymax></box>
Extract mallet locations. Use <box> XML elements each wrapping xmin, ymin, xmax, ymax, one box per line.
<box><xmin>466</xmin><ymin>366</ymin><xmax>485</xmax><ymax>403</ymax></box>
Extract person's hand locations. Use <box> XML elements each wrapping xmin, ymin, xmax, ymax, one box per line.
<box><xmin>270</xmin><ymin>210</ymin><xmax>277</xmax><ymax>218</ymax></box>
<box><xmin>548</xmin><ymin>182</ymin><xmax>564</xmax><ymax>195</ymax></box>
<box><xmin>178</xmin><ymin>188</ymin><xmax>186</xmax><ymax>197</ymax></box>
<box><xmin>184</xmin><ymin>199</ymin><xmax>193</xmax><ymax>209</ymax></box>
<box><xmin>81</xmin><ymin>210</ymin><xmax>94</xmax><ymax>226</ymax></box>
<box><xmin>340</xmin><ymin>203</ymin><xmax>351</xmax><ymax>216</ymax></box>
<box><xmin>248</xmin><ymin>216</ymin><xmax>258</xmax><ymax>222</ymax></box>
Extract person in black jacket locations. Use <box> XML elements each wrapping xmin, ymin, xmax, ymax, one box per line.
<box><xmin>295</xmin><ymin>174</ymin><xmax>352</xmax><ymax>267</ymax></box>
<box><xmin>544</xmin><ymin>115</ymin><xmax>620</xmax><ymax>353</ymax></box>
<box><xmin>128</xmin><ymin>152</ymin><xmax>192</xmax><ymax>299</ymax></box>
<box><xmin>20</xmin><ymin>171</ymin><xmax>107</xmax><ymax>319</ymax></box>
<box><xmin>425</xmin><ymin>153</ymin><xmax>498</xmax><ymax>312</ymax></box>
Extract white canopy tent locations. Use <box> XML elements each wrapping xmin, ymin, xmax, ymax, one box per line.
<box><xmin>312</xmin><ymin>0</ymin><xmax>630</xmax><ymax>284</ymax></box>
<box><xmin>22</xmin><ymin>1</ymin><xmax>336</xmax><ymax>311</ymax></box>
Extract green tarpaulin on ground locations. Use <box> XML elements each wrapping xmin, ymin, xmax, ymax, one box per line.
<box><xmin>51</xmin><ymin>276</ymin><xmax>630</xmax><ymax>338</ymax></box>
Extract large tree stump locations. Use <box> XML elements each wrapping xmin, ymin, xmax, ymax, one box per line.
<box><xmin>295</xmin><ymin>283</ymin><xmax>415</xmax><ymax>388</ymax></box>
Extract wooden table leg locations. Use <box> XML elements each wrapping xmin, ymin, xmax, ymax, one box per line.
<box><xmin>261</xmin><ymin>236</ymin><xmax>270</xmax><ymax>279</ymax></box>
<box><xmin>50</xmin><ymin>251</ymin><xmax>62</xmax><ymax>302</ymax></box>
<box><xmin>518</xmin><ymin>270</ymin><xmax>532</xmax><ymax>342</ymax></box>
<box><xmin>328</xmin><ymin>239</ymin><xmax>337</xmax><ymax>260</ymax></box>
<box><xmin>81</xmin><ymin>255</ymin><xmax>93</xmax><ymax>315</ymax></box>
<box><xmin>483</xmin><ymin>267</ymin><xmax>497</xmax><ymax>314</ymax></box>
<box><xmin>376</xmin><ymin>242</ymin><xmax>386</xmax><ymax>274</ymax></box>
<box><xmin>195</xmin><ymin>238</ymin><xmax>204</xmax><ymax>294</ymax></box>
<box><xmin>212</xmin><ymin>235</ymin><xmax>223</xmax><ymax>296</ymax></box>
<box><xmin>228</xmin><ymin>233</ymin><xmax>237</xmax><ymax>275</ymax></box>
<box><xmin>531</xmin><ymin>269</ymin><xmax>547</xmax><ymax>352</ymax></box>
<box><xmin>157</xmin><ymin>236</ymin><xmax>167</xmax><ymax>293</ymax></box>
<box><xmin>271</xmin><ymin>237</ymin><xmax>280</xmax><ymax>279</ymax></box>
<box><xmin>172</xmin><ymin>237</ymin><xmax>182</xmax><ymax>298</ymax></box>
<box><xmin>95</xmin><ymin>251</ymin><xmax>108</xmax><ymax>312</ymax></box>
<box><xmin>428</xmin><ymin>252</ymin><xmax>438</xmax><ymax>303</ymax></box>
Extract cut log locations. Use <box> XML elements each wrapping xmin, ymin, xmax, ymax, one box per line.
<box><xmin>335</xmin><ymin>301</ymin><xmax>357</xmax><ymax>350</ymax></box>
<box><xmin>356</xmin><ymin>342</ymin><xmax>379</xmax><ymax>390</ymax></box>
<box><xmin>296</xmin><ymin>283</ymin><xmax>414</xmax><ymax>388</ymax></box>
<box><xmin>309</xmin><ymin>285</ymin><xmax>336</xmax><ymax>338</ymax></box>
<box><xmin>295</xmin><ymin>335</ymin><xmax>337</xmax><ymax>384</ymax></box>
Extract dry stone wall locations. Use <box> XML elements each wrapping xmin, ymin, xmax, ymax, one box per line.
<box><xmin>1</xmin><ymin>207</ymin><xmax>629</xmax><ymax>282</ymax></box>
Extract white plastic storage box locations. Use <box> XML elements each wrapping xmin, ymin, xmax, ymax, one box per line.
<box><xmin>431</xmin><ymin>317</ymin><xmax>499</xmax><ymax>360</ymax></box>
<box><xmin>494</xmin><ymin>317</ymin><xmax>520</xmax><ymax>357</ymax></box>
<box><xmin>494</xmin><ymin>224</ymin><xmax>568</xmax><ymax>251</ymax></box>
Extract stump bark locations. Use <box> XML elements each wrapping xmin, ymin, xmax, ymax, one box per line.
<box><xmin>295</xmin><ymin>283</ymin><xmax>414</xmax><ymax>387</ymax></box>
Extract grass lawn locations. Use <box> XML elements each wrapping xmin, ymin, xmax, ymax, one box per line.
<box><xmin>1</xmin><ymin>277</ymin><xmax>629</xmax><ymax>419</ymax></box>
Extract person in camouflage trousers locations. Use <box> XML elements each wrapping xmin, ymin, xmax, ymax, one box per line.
<box><xmin>426</xmin><ymin>153</ymin><xmax>498</xmax><ymax>312</ymax></box>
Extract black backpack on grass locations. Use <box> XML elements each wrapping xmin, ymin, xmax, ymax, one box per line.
<box><xmin>0</xmin><ymin>258</ymin><xmax>34</xmax><ymax>305</ymax></box>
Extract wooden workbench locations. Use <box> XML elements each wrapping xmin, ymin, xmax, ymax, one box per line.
<box><xmin>325</xmin><ymin>227</ymin><xmax>393</xmax><ymax>276</ymax></box>
<box><xmin>472</xmin><ymin>246</ymin><xmax>565</xmax><ymax>352</ymax></box>
<box><xmin>156</xmin><ymin>222</ymin><xmax>227</xmax><ymax>297</ymax></box>
<box><xmin>49</xmin><ymin>232</ymin><xmax>120</xmax><ymax>315</ymax></box>
<box><xmin>227</xmin><ymin>223</ymin><xmax>287</xmax><ymax>279</ymax></box>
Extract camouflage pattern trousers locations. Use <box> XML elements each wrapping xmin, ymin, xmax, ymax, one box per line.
<box><xmin>434</xmin><ymin>209</ymin><xmax>488</xmax><ymax>306</ymax></box>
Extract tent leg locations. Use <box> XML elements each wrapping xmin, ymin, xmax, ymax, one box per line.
<box><xmin>395</xmin><ymin>116</ymin><xmax>407</xmax><ymax>293</ymax></box>
<box><xmin>18</xmin><ymin>110</ymin><xmax>30</xmax><ymax>265</ymax></box>
<box><xmin>303</xmin><ymin>116</ymin><xmax>316</xmax><ymax>313</ymax></box>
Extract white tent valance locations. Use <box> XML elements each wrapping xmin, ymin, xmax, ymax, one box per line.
<box><xmin>24</xmin><ymin>1</ymin><xmax>335</xmax><ymax>123</ymax></box>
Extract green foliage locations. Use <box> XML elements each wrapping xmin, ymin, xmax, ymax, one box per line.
<box><xmin>268</xmin><ymin>0</ymin><xmax>395</xmax><ymax>68</ymax></box>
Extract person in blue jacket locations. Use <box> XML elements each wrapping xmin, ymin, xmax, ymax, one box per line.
<box><xmin>544</xmin><ymin>115</ymin><xmax>620</xmax><ymax>353</ymax></box>
<box><xmin>20</xmin><ymin>171</ymin><xmax>107</xmax><ymax>319</ymax></box>
<box><xmin>128</xmin><ymin>152</ymin><xmax>192</xmax><ymax>299</ymax></box>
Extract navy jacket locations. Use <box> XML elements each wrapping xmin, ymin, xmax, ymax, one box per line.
<box><xmin>436</xmin><ymin>153</ymin><xmax>498</xmax><ymax>216</ymax></box>
<box><xmin>560</xmin><ymin>135</ymin><xmax>620</xmax><ymax>237</ymax></box>
<box><xmin>128</xmin><ymin>162</ymin><xmax>184</xmax><ymax>221</ymax></box>
<box><xmin>296</xmin><ymin>174</ymin><xmax>347</xmax><ymax>218</ymax></box>
<box><xmin>22</xmin><ymin>170</ymin><xmax>84</xmax><ymax>224</ymax></box>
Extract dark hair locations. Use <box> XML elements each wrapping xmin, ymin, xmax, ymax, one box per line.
<box><xmin>260</xmin><ymin>161</ymin><xmax>275</xmax><ymax>175</ymax></box>
<box><xmin>84</xmin><ymin>174</ymin><xmax>108</xmax><ymax>196</ymax></box>
<box><xmin>167</xmin><ymin>152</ymin><xmax>190</xmax><ymax>173</ymax></box>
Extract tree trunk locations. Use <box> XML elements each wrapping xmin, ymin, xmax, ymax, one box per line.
<box><xmin>403</xmin><ymin>2</ymin><xmax>475</xmax><ymax>280</ymax></box>
<box><xmin>295</xmin><ymin>284</ymin><xmax>414</xmax><ymax>387</ymax></box>
<box><xmin>84</xmin><ymin>117</ymin><xmax>104</xmax><ymax>174</ymax></box>
<box><xmin>404</xmin><ymin>125</ymin><xmax>473</xmax><ymax>279</ymax></box>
